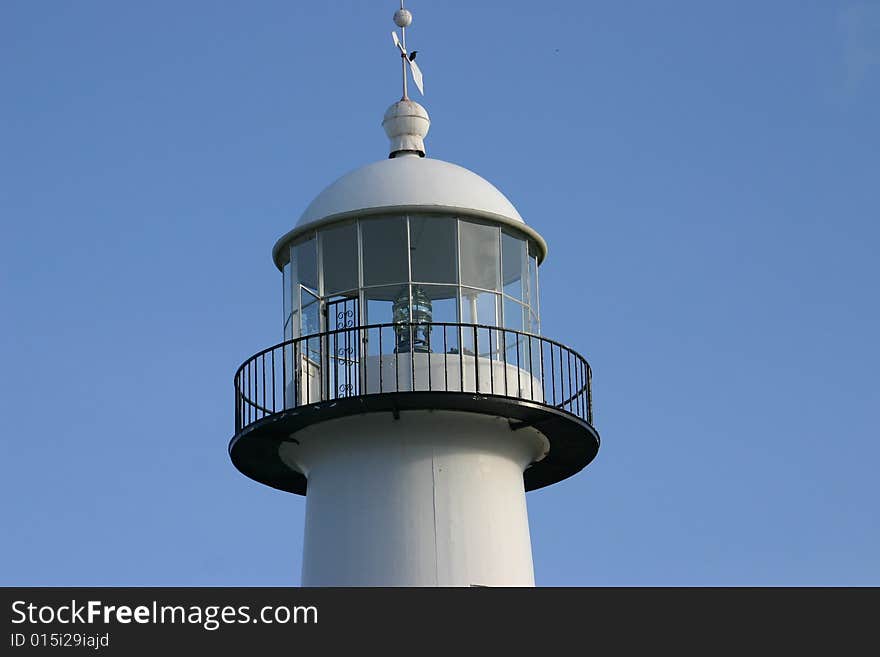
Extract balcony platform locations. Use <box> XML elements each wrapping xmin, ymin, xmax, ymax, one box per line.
<box><xmin>229</xmin><ymin>322</ymin><xmax>601</xmax><ymax>495</ymax></box>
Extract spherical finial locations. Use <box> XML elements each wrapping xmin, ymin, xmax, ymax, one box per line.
<box><xmin>393</xmin><ymin>8</ymin><xmax>412</xmax><ymax>28</ymax></box>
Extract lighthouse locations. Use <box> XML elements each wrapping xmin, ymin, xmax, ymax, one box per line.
<box><xmin>229</xmin><ymin>3</ymin><xmax>600</xmax><ymax>586</ymax></box>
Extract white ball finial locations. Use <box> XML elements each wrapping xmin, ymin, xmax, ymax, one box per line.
<box><xmin>393</xmin><ymin>8</ymin><xmax>412</xmax><ymax>28</ymax></box>
<box><xmin>383</xmin><ymin>99</ymin><xmax>430</xmax><ymax>158</ymax></box>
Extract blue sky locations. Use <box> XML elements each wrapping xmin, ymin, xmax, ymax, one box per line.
<box><xmin>1</xmin><ymin>1</ymin><xmax>878</xmax><ymax>585</ymax></box>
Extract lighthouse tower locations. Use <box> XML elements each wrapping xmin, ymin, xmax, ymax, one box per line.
<box><xmin>229</xmin><ymin>4</ymin><xmax>600</xmax><ymax>586</ymax></box>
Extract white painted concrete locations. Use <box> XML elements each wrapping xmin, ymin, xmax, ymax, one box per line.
<box><xmin>363</xmin><ymin>352</ymin><xmax>544</xmax><ymax>402</ymax></box>
<box><xmin>285</xmin><ymin>352</ymin><xmax>543</xmax><ymax>409</ymax></box>
<box><xmin>279</xmin><ymin>410</ymin><xmax>548</xmax><ymax>586</ymax></box>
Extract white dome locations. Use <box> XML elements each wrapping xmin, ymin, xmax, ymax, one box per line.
<box><xmin>299</xmin><ymin>157</ymin><xmax>525</xmax><ymax>227</ymax></box>
<box><xmin>272</xmin><ymin>156</ymin><xmax>547</xmax><ymax>268</ymax></box>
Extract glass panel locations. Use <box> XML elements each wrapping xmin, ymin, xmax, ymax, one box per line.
<box><xmin>528</xmin><ymin>243</ymin><xmax>539</xmax><ymax>315</ymax></box>
<box><xmin>364</xmin><ymin>285</ymin><xmax>409</xmax><ymax>357</ymax></box>
<box><xmin>503</xmin><ymin>298</ymin><xmax>529</xmax><ymax>374</ymax></box>
<box><xmin>321</xmin><ymin>222</ymin><xmax>359</xmax><ymax>295</ymax></box>
<box><xmin>362</xmin><ymin>216</ymin><xmax>408</xmax><ymax>286</ymax></box>
<box><xmin>415</xmin><ymin>284</ymin><xmax>458</xmax><ymax>324</ymax></box>
<box><xmin>410</xmin><ymin>215</ymin><xmax>457</xmax><ymax>283</ymax></box>
<box><xmin>529</xmin><ymin>310</ymin><xmax>540</xmax><ymax>335</ymax></box>
<box><xmin>461</xmin><ymin>287</ymin><xmax>498</xmax><ymax>356</ymax></box>
<box><xmin>364</xmin><ymin>284</ymin><xmax>409</xmax><ymax>324</ymax></box>
<box><xmin>292</xmin><ymin>236</ymin><xmax>318</xmax><ymax>293</ymax></box>
<box><xmin>289</xmin><ymin>310</ymin><xmax>299</xmax><ymax>340</ymax></box>
<box><xmin>503</xmin><ymin>297</ymin><xmax>525</xmax><ymax>332</ymax></box>
<box><xmin>461</xmin><ymin>287</ymin><xmax>498</xmax><ymax>326</ymax></box>
<box><xmin>459</xmin><ymin>220</ymin><xmax>500</xmax><ymax>291</ymax></box>
<box><xmin>298</xmin><ymin>287</ymin><xmax>322</xmax><ymax>402</ymax></box>
<box><xmin>411</xmin><ymin>284</ymin><xmax>458</xmax><ymax>353</ymax></box>
<box><xmin>502</xmin><ymin>231</ymin><xmax>525</xmax><ymax>301</ymax></box>
<box><xmin>300</xmin><ymin>287</ymin><xmax>321</xmax><ymax>338</ymax></box>
<box><xmin>282</xmin><ymin>260</ymin><xmax>292</xmax><ymax>340</ymax></box>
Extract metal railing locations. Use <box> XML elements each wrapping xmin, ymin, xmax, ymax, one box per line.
<box><xmin>234</xmin><ymin>322</ymin><xmax>593</xmax><ymax>434</ymax></box>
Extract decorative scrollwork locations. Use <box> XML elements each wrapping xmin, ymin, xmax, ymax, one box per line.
<box><xmin>338</xmin><ymin>383</ymin><xmax>354</xmax><ymax>395</ymax></box>
<box><xmin>336</xmin><ymin>309</ymin><xmax>356</xmax><ymax>329</ymax></box>
<box><xmin>337</xmin><ymin>346</ymin><xmax>353</xmax><ymax>357</ymax></box>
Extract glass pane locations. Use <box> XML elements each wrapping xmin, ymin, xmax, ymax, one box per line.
<box><xmin>528</xmin><ymin>244</ymin><xmax>539</xmax><ymax>314</ymax></box>
<box><xmin>504</xmin><ymin>297</ymin><xmax>530</xmax><ymax>371</ymax></box>
<box><xmin>503</xmin><ymin>297</ymin><xmax>525</xmax><ymax>332</ymax></box>
<box><xmin>414</xmin><ymin>284</ymin><xmax>458</xmax><ymax>324</ymax></box>
<box><xmin>412</xmin><ymin>284</ymin><xmax>458</xmax><ymax>354</ymax></box>
<box><xmin>364</xmin><ymin>284</ymin><xmax>409</xmax><ymax>324</ymax></box>
<box><xmin>502</xmin><ymin>231</ymin><xmax>525</xmax><ymax>301</ymax></box>
<box><xmin>503</xmin><ymin>298</ymin><xmax>528</xmax><ymax>371</ymax></box>
<box><xmin>292</xmin><ymin>236</ymin><xmax>318</xmax><ymax>293</ymax></box>
<box><xmin>461</xmin><ymin>287</ymin><xmax>498</xmax><ymax>356</ymax></box>
<box><xmin>301</xmin><ymin>287</ymin><xmax>321</xmax><ymax>338</ymax></box>
<box><xmin>288</xmin><ymin>310</ymin><xmax>298</xmax><ymax>340</ymax></box>
<box><xmin>282</xmin><ymin>260</ymin><xmax>292</xmax><ymax>338</ymax></box>
<box><xmin>461</xmin><ymin>287</ymin><xmax>498</xmax><ymax>327</ymax></box>
<box><xmin>364</xmin><ymin>285</ymin><xmax>408</xmax><ymax>357</ymax></box>
<box><xmin>410</xmin><ymin>216</ymin><xmax>457</xmax><ymax>283</ymax></box>
<box><xmin>362</xmin><ymin>216</ymin><xmax>408</xmax><ymax>286</ymax></box>
<box><xmin>459</xmin><ymin>220</ymin><xmax>499</xmax><ymax>290</ymax></box>
<box><xmin>321</xmin><ymin>222</ymin><xmax>359</xmax><ymax>295</ymax></box>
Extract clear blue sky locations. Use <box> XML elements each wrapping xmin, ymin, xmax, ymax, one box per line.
<box><xmin>2</xmin><ymin>1</ymin><xmax>878</xmax><ymax>586</ymax></box>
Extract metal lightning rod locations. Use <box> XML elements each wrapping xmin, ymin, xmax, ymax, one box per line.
<box><xmin>392</xmin><ymin>1</ymin><xmax>424</xmax><ymax>98</ymax></box>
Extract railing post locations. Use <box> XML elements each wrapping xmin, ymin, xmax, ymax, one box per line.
<box><xmin>587</xmin><ymin>364</ymin><xmax>593</xmax><ymax>424</ymax></box>
<box><xmin>379</xmin><ymin>327</ymin><xmax>384</xmax><ymax>393</ymax></box>
<box><xmin>282</xmin><ymin>342</ymin><xmax>287</xmax><ymax>410</ymax></box>
<box><xmin>488</xmin><ymin>328</ymin><xmax>494</xmax><ymax>395</ymax></box>
<box><xmin>539</xmin><ymin>339</ymin><xmax>545</xmax><ymax>404</ymax></box>
<box><xmin>410</xmin><ymin>324</ymin><xmax>416</xmax><ymax>391</ymax></box>
<box><xmin>443</xmin><ymin>325</ymin><xmax>448</xmax><ymax>391</ymax></box>
<box><xmin>234</xmin><ymin>378</ymin><xmax>240</xmax><ymax>433</ymax></box>
<box><xmin>473</xmin><ymin>325</ymin><xmax>480</xmax><ymax>393</ymax></box>
<box><xmin>501</xmin><ymin>330</ymin><xmax>509</xmax><ymax>396</ymax></box>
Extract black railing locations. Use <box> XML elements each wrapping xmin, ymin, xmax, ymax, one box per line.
<box><xmin>234</xmin><ymin>322</ymin><xmax>593</xmax><ymax>435</ymax></box>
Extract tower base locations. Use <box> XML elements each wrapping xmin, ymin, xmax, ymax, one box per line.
<box><xmin>280</xmin><ymin>410</ymin><xmax>548</xmax><ymax>586</ymax></box>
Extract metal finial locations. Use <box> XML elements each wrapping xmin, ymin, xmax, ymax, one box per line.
<box><xmin>391</xmin><ymin>1</ymin><xmax>424</xmax><ymax>99</ymax></box>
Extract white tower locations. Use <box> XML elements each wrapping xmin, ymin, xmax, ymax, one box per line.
<box><xmin>229</xmin><ymin>3</ymin><xmax>599</xmax><ymax>587</ymax></box>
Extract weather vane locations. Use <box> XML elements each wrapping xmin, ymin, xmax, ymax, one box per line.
<box><xmin>391</xmin><ymin>1</ymin><xmax>424</xmax><ymax>98</ymax></box>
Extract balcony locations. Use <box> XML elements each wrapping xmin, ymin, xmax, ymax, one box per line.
<box><xmin>229</xmin><ymin>322</ymin><xmax>600</xmax><ymax>494</ymax></box>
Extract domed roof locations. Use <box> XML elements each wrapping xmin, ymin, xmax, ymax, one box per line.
<box><xmin>299</xmin><ymin>157</ymin><xmax>525</xmax><ymax>227</ymax></box>
<box><xmin>273</xmin><ymin>156</ymin><xmax>547</xmax><ymax>268</ymax></box>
